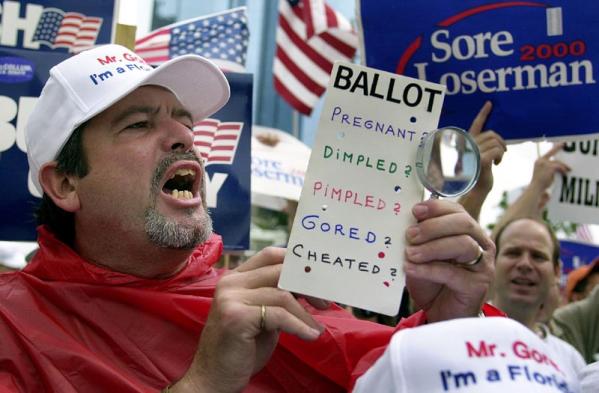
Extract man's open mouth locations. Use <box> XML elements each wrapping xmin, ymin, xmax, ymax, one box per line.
<box><xmin>162</xmin><ymin>168</ymin><xmax>197</xmax><ymax>200</ymax></box>
<box><xmin>511</xmin><ymin>277</ymin><xmax>536</xmax><ymax>287</ymax></box>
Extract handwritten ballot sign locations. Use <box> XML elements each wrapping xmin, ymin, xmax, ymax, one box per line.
<box><xmin>278</xmin><ymin>62</ymin><xmax>445</xmax><ymax>316</ymax></box>
<box><xmin>354</xmin><ymin>318</ymin><xmax>580</xmax><ymax>392</ymax></box>
<box><xmin>548</xmin><ymin>139</ymin><xmax>599</xmax><ymax>225</ymax></box>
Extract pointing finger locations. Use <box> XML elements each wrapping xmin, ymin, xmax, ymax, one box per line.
<box><xmin>542</xmin><ymin>142</ymin><xmax>566</xmax><ymax>159</ymax></box>
<box><xmin>469</xmin><ymin>101</ymin><xmax>493</xmax><ymax>136</ymax></box>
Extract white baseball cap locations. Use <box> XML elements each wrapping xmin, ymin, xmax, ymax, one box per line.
<box><xmin>354</xmin><ymin>317</ymin><xmax>580</xmax><ymax>393</ymax></box>
<box><xmin>25</xmin><ymin>44</ymin><xmax>230</xmax><ymax>194</ymax></box>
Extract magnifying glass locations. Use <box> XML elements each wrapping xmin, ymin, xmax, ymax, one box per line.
<box><xmin>415</xmin><ymin>126</ymin><xmax>481</xmax><ymax>199</ymax></box>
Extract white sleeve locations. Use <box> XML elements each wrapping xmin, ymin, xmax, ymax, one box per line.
<box><xmin>352</xmin><ymin>343</ymin><xmax>397</xmax><ymax>393</ymax></box>
<box><xmin>580</xmin><ymin>361</ymin><xmax>599</xmax><ymax>393</ymax></box>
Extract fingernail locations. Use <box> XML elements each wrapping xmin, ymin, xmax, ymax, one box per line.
<box><xmin>308</xmin><ymin>298</ymin><xmax>330</xmax><ymax>309</ymax></box>
<box><xmin>407</xmin><ymin>225</ymin><xmax>420</xmax><ymax>240</ymax></box>
<box><xmin>413</xmin><ymin>204</ymin><xmax>428</xmax><ymax>217</ymax></box>
<box><xmin>308</xmin><ymin>327</ymin><xmax>323</xmax><ymax>339</ymax></box>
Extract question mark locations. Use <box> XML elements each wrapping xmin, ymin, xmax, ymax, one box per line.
<box><xmin>390</xmin><ymin>268</ymin><xmax>397</xmax><ymax>279</ymax></box>
<box><xmin>384</xmin><ymin>236</ymin><xmax>392</xmax><ymax>248</ymax></box>
<box><xmin>393</xmin><ymin>202</ymin><xmax>401</xmax><ymax>215</ymax></box>
<box><xmin>404</xmin><ymin>165</ymin><xmax>412</xmax><ymax>177</ymax></box>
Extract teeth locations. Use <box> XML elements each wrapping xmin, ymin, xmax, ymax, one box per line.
<box><xmin>170</xmin><ymin>168</ymin><xmax>196</xmax><ymax>179</ymax></box>
<box><xmin>171</xmin><ymin>190</ymin><xmax>194</xmax><ymax>200</ymax></box>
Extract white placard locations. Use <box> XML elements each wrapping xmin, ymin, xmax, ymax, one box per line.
<box><xmin>548</xmin><ymin>139</ymin><xmax>599</xmax><ymax>224</ymax></box>
<box><xmin>278</xmin><ymin>62</ymin><xmax>445</xmax><ymax>316</ymax></box>
<box><xmin>251</xmin><ymin>126</ymin><xmax>311</xmax><ymax>202</ymax></box>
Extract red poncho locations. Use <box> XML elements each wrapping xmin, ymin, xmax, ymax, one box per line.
<box><xmin>0</xmin><ymin>227</ymin><xmax>398</xmax><ymax>392</ymax></box>
<box><xmin>0</xmin><ymin>227</ymin><xmax>503</xmax><ymax>392</ymax></box>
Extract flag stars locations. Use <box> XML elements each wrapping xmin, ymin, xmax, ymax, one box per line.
<box><xmin>136</xmin><ymin>9</ymin><xmax>248</xmax><ymax>70</ymax></box>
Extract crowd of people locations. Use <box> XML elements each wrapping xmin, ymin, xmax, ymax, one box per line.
<box><xmin>0</xmin><ymin>43</ymin><xmax>597</xmax><ymax>392</ymax></box>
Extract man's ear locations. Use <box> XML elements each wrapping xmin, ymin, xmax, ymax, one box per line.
<box><xmin>39</xmin><ymin>162</ymin><xmax>81</xmax><ymax>212</ymax></box>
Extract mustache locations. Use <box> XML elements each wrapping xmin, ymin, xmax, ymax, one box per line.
<box><xmin>150</xmin><ymin>151</ymin><xmax>203</xmax><ymax>194</ymax></box>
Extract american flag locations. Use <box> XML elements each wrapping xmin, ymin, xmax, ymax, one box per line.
<box><xmin>273</xmin><ymin>0</ymin><xmax>358</xmax><ymax>115</ymax></box>
<box><xmin>32</xmin><ymin>8</ymin><xmax>102</xmax><ymax>53</ymax></box>
<box><xmin>135</xmin><ymin>7</ymin><xmax>249</xmax><ymax>72</ymax></box>
<box><xmin>193</xmin><ymin>119</ymin><xmax>243</xmax><ymax>166</ymax></box>
<box><xmin>576</xmin><ymin>223</ymin><xmax>594</xmax><ymax>243</ymax></box>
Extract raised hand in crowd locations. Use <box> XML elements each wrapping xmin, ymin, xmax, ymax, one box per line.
<box><xmin>492</xmin><ymin>143</ymin><xmax>570</xmax><ymax>235</ymax></box>
<box><xmin>458</xmin><ymin>101</ymin><xmax>507</xmax><ymax>221</ymax></box>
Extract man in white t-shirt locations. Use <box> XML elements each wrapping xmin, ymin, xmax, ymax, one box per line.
<box><xmin>491</xmin><ymin>217</ymin><xmax>585</xmax><ymax>375</ymax></box>
<box><xmin>354</xmin><ymin>317</ymin><xmax>581</xmax><ymax>393</ymax></box>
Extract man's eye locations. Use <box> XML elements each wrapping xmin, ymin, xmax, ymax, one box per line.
<box><xmin>127</xmin><ymin>121</ymin><xmax>149</xmax><ymax>129</ymax></box>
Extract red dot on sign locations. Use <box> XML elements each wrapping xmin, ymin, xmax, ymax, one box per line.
<box><xmin>378</xmin><ymin>252</ymin><xmax>385</xmax><ymax>258</ymax></box>
<box><xmin>304</xmin><ymin>266</ymin><xmax>311</xmax><ymax>273</ymax></box>
<box><xmin>383</xmin><ymin>281</ymin><xmax>390</xmax><ymax>287</ymax></box>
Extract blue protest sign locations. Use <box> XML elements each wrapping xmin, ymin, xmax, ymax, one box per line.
<box><xmin>358</xmin><ymin>0</ymin><xmax>599</xmax><ymax>142</ymax></box>
<box><xmin>203</xmin><ymin>72</ymin><xmax>252</xmax><ymax>251</ymax></box>
<box><xmin>0</xmin><ymin>2</ymin><xmax>252</xmax><ymax>251</ymax></box>
<box><xmin>0</xmin><ymin>0</ymin><xmax>115</xmax><ymax>240</ymax></box>
<box><xmin>559</xmin><ymin>239</ymin><xmax>599</xmax><ymax>277</ymax></box>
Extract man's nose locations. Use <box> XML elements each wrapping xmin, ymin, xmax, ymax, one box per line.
<box><xmin>515</xmin><ymin>253</ymin><xmax>534</xmax><ymax>271</ymax></box>
<box><xmin>161</xmin><ymin>119</ymin><xmax>194</xmax><ymax>153</ymax></box>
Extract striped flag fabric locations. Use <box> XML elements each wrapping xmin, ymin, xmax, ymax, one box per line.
<box><xmin>32</xmin><ymin>8</ymin><xmax>102</xmax><ymax>53</ymax></box>
<box><xmin>576</xmin><ymin>223</ymin><xmax>594</xmax><ymax>243</ymax></box>
<box><xmin>193</xmin><ymin>119</ymin><xmax>244</xmax><ymax>166</ymax></box>
<box><xmin>135</xmin><ymin>7</ymin><xmax>249</xmax><ymax>72</ymax></box>
<box><xmin>273</xmin><ymin>0</ymin><xmax>358</xmax><ymax>115</ymax></box>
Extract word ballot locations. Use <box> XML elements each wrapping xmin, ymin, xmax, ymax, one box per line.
<box><xmin>279</xmin><ymin>61</ymin><xmax>445</xmax><ymax>315</ymax></box>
